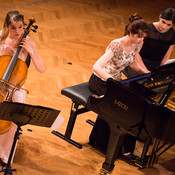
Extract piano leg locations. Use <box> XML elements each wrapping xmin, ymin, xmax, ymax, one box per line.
<box><xmin>102</xmin><ymin>126</ymin><xmax>125</xmax><ymax>172</ymax></box>
<box><xmin>135</xmin><ymin>137</ymin><xmax>152</xmax><ymax>168</ymax></box>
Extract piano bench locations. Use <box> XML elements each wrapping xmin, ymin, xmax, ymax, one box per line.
<box><xmin>52</xmin><ymin>82</ymin><xmax>95</xmax><ymax>149</ymax></box>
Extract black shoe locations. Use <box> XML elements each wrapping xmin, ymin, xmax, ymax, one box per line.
<box><xmin>0</xmin><ymin>159</ymin><xmax>7</xmax><ymax>167</ymax></box>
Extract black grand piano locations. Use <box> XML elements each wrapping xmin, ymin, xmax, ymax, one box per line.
<box><xmin>88</xmin><ymin>62</ymin><xmax>175</xmax><ymax>173</ymax></box>
<box><xmin>52</xmin><ymin>62</ymin><xmax>175</xmax><ymax>175</ymax></box>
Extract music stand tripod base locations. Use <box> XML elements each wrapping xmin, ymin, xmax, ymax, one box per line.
<box><xmin>0</xmin><ymin>119</ymin><xmax>26</xmax><ymax>175</ymax></box>
<box><xmin>0</xmin><ymin>101</ymin><xmax>60</xmax><ymax>175</ymax></box>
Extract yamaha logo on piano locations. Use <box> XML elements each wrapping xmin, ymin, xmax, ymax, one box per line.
<box><xmin>114</xmin><ymin>99</ymin><xmax>128</xmax><ymax>111</ymax></box>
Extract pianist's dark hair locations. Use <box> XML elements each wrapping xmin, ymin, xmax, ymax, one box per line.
<box><xmin>125</xmin><ymin>13</ymin><xmax>149</xmax><ymax>36</ymax></box>
<box><xmin>160</xmin><ymin>7</ymin><xmax>175</xmax><ymax>24</ymax></box>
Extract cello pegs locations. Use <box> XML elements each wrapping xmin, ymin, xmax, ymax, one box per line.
<box><xmin>31</xmin><ymin>29</ymin><xmax>37</xmax><ymax>33</ymax></box>
<box><xmin>32</xmin><ymin>25</ymin><xmax>38</xmax><ymax>29</ymax></box>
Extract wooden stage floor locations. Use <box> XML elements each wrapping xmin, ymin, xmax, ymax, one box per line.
<box><xmin>0</xmin><ymin>0</ymin><xmax>175</xmax><ymax>174</ymax></box>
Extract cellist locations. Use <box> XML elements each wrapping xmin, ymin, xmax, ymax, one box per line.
<box><xmin>0</xmin><ymin>10</ymin><xmax>45</xmax><ymax>166</ymax></box>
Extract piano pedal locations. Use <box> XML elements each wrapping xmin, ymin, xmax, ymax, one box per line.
<box><xmin>134</xmin><ymin>156</ymin><xmax>150</xmax><ymax>169</ymax></box>
<box><xmin>99</xmin><ymin>168</ymin><xmax>111</xmax><ymax>175</ymax></box>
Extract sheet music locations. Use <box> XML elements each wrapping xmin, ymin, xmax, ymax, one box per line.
<box><xmin>51</xmin><ymin>115</ymin><xmax>65</xmax><ymax>131</ymax></box>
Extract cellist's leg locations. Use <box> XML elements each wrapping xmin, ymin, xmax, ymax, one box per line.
<box><xmin>0</xmin><ymin>123</ymin><xmax>17</xmax><ymax>164</ymax></box>
<box><xmin>0</xmin><ymin>87</ymin><xmax>26</xmax><ymax>165</ymax></box>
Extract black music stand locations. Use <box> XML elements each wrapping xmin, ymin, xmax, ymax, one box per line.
<box><xmin>0</xmin><ymin>101</ymin><xmax>60</xmax><ymax>175</ymax></box>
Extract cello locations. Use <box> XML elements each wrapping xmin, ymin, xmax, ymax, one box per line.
<box><xmin>0</xmin><ymin>18</ymin><xmax>38</xmax><ymax>134</ymax></box>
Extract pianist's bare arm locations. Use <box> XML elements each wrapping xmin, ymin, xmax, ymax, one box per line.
<box><xmin>160</xmin><ymin>45</ymin><xmax>174</xmax><ymax>65</ymax></box>
<box><xmin>129</xmin><ymin>40</ymin><xmax>149</xmax><ymax>74</ymax></box>
<box><xmin>92</xmin><ymin>50</ymin><xmax>114</xmax><ymax>81</ymax></box>
<box><xmin>129</xmin><ymin>52</ymin><xmax>150</xmax><ymax>74</ymax></box>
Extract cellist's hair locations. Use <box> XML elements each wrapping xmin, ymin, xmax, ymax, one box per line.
<box><xmin>0</xmin><ymin>11</ymin><xmax>25</xmax><ymax>41</ymax></box>
<box><xmin>124</xmin><ymin>13</ymin><xmax>149</xmax><ymax>36</ymax></box>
